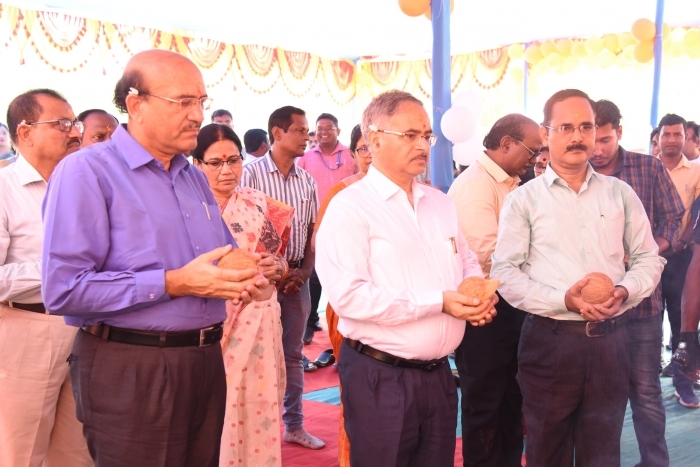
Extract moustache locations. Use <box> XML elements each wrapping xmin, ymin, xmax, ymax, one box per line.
<box><xmin>566</xmin><ymin>143</ymin><xmax>588</xmax><ymax>153</ymax></box>
<box><xmin>68</xmin><ymin>138</ymin><xmax>81</xmax><ymax>147</ymax></box>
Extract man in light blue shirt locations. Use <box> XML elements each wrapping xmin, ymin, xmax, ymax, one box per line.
<box><xmin>491</xmin><ymin>89</ymin><xmax>664</xmax><ymax>466</ymax></box>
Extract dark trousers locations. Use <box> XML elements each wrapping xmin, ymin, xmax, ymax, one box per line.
<box><xmin>627</xmin><ymin>314</ymin><xmax>669</xmax><ymax>467</ymax></box>
<box><xmin>455</xmin><ymin>295</ymin><xmax>526</xmax><ymax>467</ymax></box>
<box><xmin>339</xmin><ymin>340</ymin><xmax>458</xmax><ymax>467</ymax></box>
<box><xmin>517</xmin><ymin>315</ymin><xmax>630</xmax><ymax>467</ymax></box>
<box><xmin>70</xmin><ymin>329</ymin><xmax>226</xmax><ymax>467</ymax></box>
<box><xmin>661</xmin><ymin>248</ymin><xmax>692</xmax><ymax>352</ymax></box>
<box><xmin>307</xmin><ymin>268</ymin><xmax>322</xmax><ymax>328</ymax></box>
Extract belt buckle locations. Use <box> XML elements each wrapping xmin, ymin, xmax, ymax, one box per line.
<box><xmin>585</xmin><ymin>321</ymin><xmax>605</xmax><ymax>338</ymax></box>
<box><xmin>199</xmin><ymin>328</ymin><xmax>206</xmax><ymax>347</ymax></box>
<box><xmin>422</xmin><ymin>362</ymin><xmax>438</xmax><ymax>372</ymax></box>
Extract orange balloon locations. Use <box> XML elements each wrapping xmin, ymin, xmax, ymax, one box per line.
<box><xmin>424</xmin><ymin>0</ymin><xmax>454</xmax><ymax>19</ymax></box>
<box><xmin>632</xmin><ymin>18</ymin><xmax>656</xmax><ymax>42</ymax></box>
<box><xmin>634</xmin><ymin>40</ymin><xmax>655</xmax><ymax>63</ymax></box>
<box><xmin>399</xmin><ymin>0</ymin><xmax>431</xmax><ymax>17</ymax></box>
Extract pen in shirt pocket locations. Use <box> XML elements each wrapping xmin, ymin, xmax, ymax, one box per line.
<box><xmin>203</xmin><ymin>202</ymin><xmax>211</xmax><ymax>221</ymax></box>
<box><xmin>449</xmin><ymin>237</ymin><xmax>457</xmax><ymax>254</ymax></box>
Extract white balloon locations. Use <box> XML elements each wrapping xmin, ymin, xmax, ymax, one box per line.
<box><xmin>452</xmin><ymin>91</ymin><xmax>483</xmax><ymax>117</ymax></box>
<box><xmin>453</xmin><ymin>136</ymin><xmax>484</xmax><ymax>167</ymax></box>
<box><xmin>441</xmin><ymin>106</ymin><xmax>477</xmax><ymax>144</ymax></box>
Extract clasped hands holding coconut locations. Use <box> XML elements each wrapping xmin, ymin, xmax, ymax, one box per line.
<box><xmin>443</xmin><ymin>277</ymin><xmax>500</xmax><ymax>326</ymax></box>
<box><xmin>565</xmin><ymin>272</ymin><xmax>629</xmax><ymax>321</ymax></box>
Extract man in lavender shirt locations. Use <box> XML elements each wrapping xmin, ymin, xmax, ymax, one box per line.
<box><xmin>42</xmin><ymin>50</ymin><xmax>271</xmax><ymax>467</ymax></box>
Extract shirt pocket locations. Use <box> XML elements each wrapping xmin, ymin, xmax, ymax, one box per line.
<box><xmin>599</xmin><ymin>210</ymin><xmax>626</xmax><ymax>258</ymax></box>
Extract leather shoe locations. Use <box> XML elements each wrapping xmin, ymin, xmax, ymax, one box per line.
<box><xmin>314</xmin><ymin>349</ymin><xmax>335</xmax><ymax>368</ymax></box>
<box><xmin>302</xmin><ymin>355</ymin><xmax>317</xmax><ymax>372</ymax></box>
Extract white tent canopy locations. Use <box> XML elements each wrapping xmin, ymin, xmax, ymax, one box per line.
<box><xmin>10</xmin><ymin>0</ymin><xmax>700</xmax><ymax>60</ymax></box>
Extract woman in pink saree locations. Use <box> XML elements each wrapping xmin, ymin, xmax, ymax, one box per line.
<box><xmin>193</xmin><ymin>124</ymin><xmax>294</xmax><ymax>467</ymax></box>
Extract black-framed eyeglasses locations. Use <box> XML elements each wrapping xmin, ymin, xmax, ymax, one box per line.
<box><xmin>369</xmin><ymin>124</ymin><xmax>438</xmax><ymax>147</ymax></box>
<box><xmin>514</xmin><ymin>140</ymin><xmax>540</xmax><ymax>163</ymax></box>
<box><xmin>200</xmin><ymin>157</ymin><xmax>242</xmax><ymax>169</ymax></box>
<box><xmin>128</xmin><ymin>87</ymin><xmax>212</xmax><ymax>111</ymax></box>
<box><xmin>353</xmin><ymin>146</ymin><xmax>371</xmax><ymax>158</ymax></box>
<box><xmin>19</xmin><ymin>118</ymin><xmax>84</xmax><ymax>134</ymax></box>
<box><xmin>544</xmin><ymin>123</ymin><xmax>597</xmax><ymax>136</ymax></box>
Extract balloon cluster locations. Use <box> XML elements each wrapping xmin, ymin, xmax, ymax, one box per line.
<box><xmin>441</xmin><ymin>91</ymin><xmax>484</xmax><ymax>166</ymax></box>
<box><xmin>505</xmin><ymin>23</ymin><xmax>700</xmax><ymax>81</ymax></box>
<box><xmin>398</xmin><ymin>0</ymin><xmax>454</xmax><ymax>20</ymax></box>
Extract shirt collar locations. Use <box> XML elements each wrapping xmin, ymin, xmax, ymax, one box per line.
<box><xmin>543</xmin><ymin>162</ymin><xmax>598</xmax><ymax>187</ymax></box>
<box><xmin>671</xmin><ymin>154</ymin><xmax>691</xmax><ymax>170</ymax></box>
<box><xmin>112</xmin><ymin>124</ymin><xmax>190</xmax><ymax>173</ymax></box>
<box><xmin>314</xmin><ymin>142</ymin><xmax>347</xmax><ymax>157</ymax></box>
<box><xmin>477</xmin><ymin>152</ymin><xmax>520</xmax><ymax>184</ymax></box>
<box><xmin>14</xmin><ymin>154</ymin><xmax>45</xmax><ymax>185</ymax></box>
<box><xmin>366</xmin><ymin>165</ymin><xmax>425</xmax><ymax>203</ymax></box>
<box><xmin>265</xmin><ymin>151</ymin><xmax>300</xmax><ymax>177</ymax></box>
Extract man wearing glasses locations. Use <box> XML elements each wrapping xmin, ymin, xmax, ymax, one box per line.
<box><xmin>491</xmin><ymin>89</ymin><xmax>664</xmax><ymax>466</ymax></box>
<box><xmin>298</xmin><ymin>113</ymin><xmax>358</xmax><ymax>344</ymax></box>
<box><xmin>42</xmin><ymin>50</ymin><xmax>270</xmax><ymax>467</ymax></box>
<box><xmin>0</xmin><ymin>89</ymin><xmax>90</xmax><ymax>467</ymax></box>
<box><xmin>317</xmin><ymin>90</ymin><xmax>495</xmax><ymax>466</ymax></box>
<box><xmin>447</xmin><ymin>113</ymin><xmax>540</xmax><ymax>467</ymax></box>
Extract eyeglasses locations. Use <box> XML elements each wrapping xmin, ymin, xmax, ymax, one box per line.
<box><xmin>369</xmin><ymin>124</ymin><xmax>438</xmax><ymax>147</ymax></box>
<box><xmin>316</xmin><ymin>126</ymin><xmax>338</xmax><ymax>133</ymax></box>
<box><xmin>200</xmin><ymin>157</ymin><xmax>242</xmax><ymax>169</ymax></box>
<box><xmin>19</xmin><ymin>119</ymin><xmax>84</xmax><ymax>134</ymax></box>
<box><xmin>128</xmin><ymin>87</ymin><xmax>212</xmax><ymax>111</ymax></box>
<box><xmin>544</xmin><ymin>123</ymin><xmax>597</xmax><ymax>136</ymax></box>
<box><xmin>353</xmin><ymin>146</ymin><xmax>371</xmax><ymax>158</ymax></box>
<box><xmin>514</xmin><ymin>140</ymin><xmax>540</xmax><ymax>163</ymax></box>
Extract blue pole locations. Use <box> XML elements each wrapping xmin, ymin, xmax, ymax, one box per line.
<box><xmin>430</xmin><ymin>0</ymin><xmax>453</xmax><ymax>192</ymax></box>
<box><xmin>650</xmin><ymin>0</ymin><xmax>665</xmax><ymax>128</ymax></box>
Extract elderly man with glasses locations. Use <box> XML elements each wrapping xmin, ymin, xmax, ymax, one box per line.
<box><xmin>317</xmin><ymin>90</ymin><xmax>495</xmax><ymax>467</ymax></box>
<box><xmin>0</xmin><ymin>88</ymin><xmax>91</xmax><ymax>467</ymax></box>
<box><xmin>448</xmin><ymin>113</ymin><xmax>540</xmax><ymax>467</ymax></box>
<box><xmin>298</xmin><ymin>113</ymin><xmax>358</xmax><ymax>344</ymax></box>
<box><xmin>41</xmin><ymin>50</ymin><xmax>271</xmax><ymax>467</ymax></box>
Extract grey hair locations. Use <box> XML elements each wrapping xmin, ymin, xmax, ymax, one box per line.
<box><xmin>361</xmin><ymin>90</ymin><xmax>423</xmax><ymax>138</ymax></box>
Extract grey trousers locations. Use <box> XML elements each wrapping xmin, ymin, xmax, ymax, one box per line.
<box><xmin>278</xmin><ymin>281</ymin><xmax>311</xmax><ymax>430</ymax></box>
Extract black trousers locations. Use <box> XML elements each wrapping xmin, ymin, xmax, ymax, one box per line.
<box><xmin>455</xmin><ymin>295</ymin><xmax>526</xmax><ymax>467</ymax></box>
<box><xmin>339</xmin><ymin>340</ymin><xmax>458</xmax><ymax>467</ymax></box>
<box><xmin>661</xmin><ymin>248</ymin><xmax>692</xmax><ymax>352</ymax></box>
<box><xmin>70</xmin><ymin>329</ymin><xmax>227</xmax><ymax>467</ymax></box>
<box><xmin>517</xmin><ymin>315</ymin><xmax>630</xmax><ymax>467</ymax></box>
<box><xmin>307</xmin><ymin>268</ymin><xmax>322</xmax><ymax>328</ymax></box>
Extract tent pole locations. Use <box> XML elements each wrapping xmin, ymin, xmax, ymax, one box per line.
<box><xmin>650</xmin><ymin>0</ymin><xmax>665</xmax><ymax>128</ymax></box>
<box><xmin>430</xmin><ymin>0</ymin><xmax>453</xmax><ymax>192</ymax></box>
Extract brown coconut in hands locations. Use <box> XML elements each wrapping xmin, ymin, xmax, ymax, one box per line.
<box><xmin>580</xmin><ymin>272</ymin><xmax>615</xmax><ymax>304</ymax></box>
<box><xmin>217</xmin><ymin>248</ymin><xmax>259</xmax><ymax>270</ymax></box>
<box><xmin>458</xmin><ymin>276</ymin><xmax>500</xmax><ymax>303</ymax></box>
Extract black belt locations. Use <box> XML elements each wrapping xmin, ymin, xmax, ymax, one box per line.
<box><xmin>6</xmin><ymin>301</ymin><xmax>47</xmax><ymax>314</ymax></box>
<box><xmin>345</xmin><ymin>338</ymin><xmax>447</xmax><ymax>371</ymax></box>
<box><xmin>529</xmin><ymin>313</ymin><xmax>627</xmax><ymax>338</ymax></box>
<box><xmin>81</xmin><ymin>323</ymin><xmax>223</xmax><ymax>347</ymax></box>
<box><xmin>288</xmin><ymin>259</ymin><xmax>304</xmax><ymax>269</ymax></box>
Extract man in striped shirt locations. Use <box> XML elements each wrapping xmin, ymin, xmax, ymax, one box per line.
<box><xmin>240</xmin><ymin>106</ymin><xmax>324</xmax><ymax>450</ymax></box>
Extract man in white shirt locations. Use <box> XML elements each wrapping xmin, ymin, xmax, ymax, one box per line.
<box><xmin>0</xmin><ymin>89</ymin><xmax>92</xmax><ymax>466</ymax></box>
<box><xmin>316</xmin><ymin>90</ymin><xmax>496</xmax><ymax>467</ymax></box>
<box><xmin>242</xmin><ymin>128</ymin><xmax>269</xmax><ymax>165</ymax></box>
<box><xmin>448</xmin><ymin>114</ymin><xmax>540</xmax><ymax>467</ymax></box>
<box><xmin>683</xmin><ymin>120</ymin><xmax>699</xmax><ymax>162</ymax></box>
<box><xmin>491</xmin><ymin>89</ymin><xmax>665</xmax><ymax>466</ymax></box>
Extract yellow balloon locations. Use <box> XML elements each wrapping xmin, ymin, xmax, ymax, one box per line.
<box><xmin>540</xmin><ymin>40</ymin><xmax>557</xmax><ymax>57</ymax></box>
<box><xmin>507</xmin><ymin>43</ymin><xmax>524</xmax><ymax>60</ymax></box>
<box><xmin>604</xmin><ymin>34</ymin><xmax>619</xmax><ymax>53</ymax></box>
<box><xmin>623</xmin><ymin>44</ymin><xmax>636</xmax><ymax>63</ymax></box>
<box><xmin>533</xmin><ymin>59</ymin><xmax>549</xmax><ymax>76</ymax></box>
<box><xmin>669</xmin><ymin>42</ymin><xmax>685</xmax><ymax>59</ymax></box>
<box><xmin>556</xmin><ymin>38</ymin><xmax>572</xmax><ymax>56</ymax></box>
<box><xmin>584</xmin><ymin>54</ymin><xmax>599</xmax><ymax>69</ymax></box>
<box><xmin>634</xmin><ymin>40</ymin><xmax>655</xmax><ymax>63</ymax></box>
<box><xmin>615</xmin><ymin>53</ymin><xmax>629</xmax><ymax>68</ymax></box>
<box><xmin>663</xmin><ymin>23</ymin><xmax>671</xmax><ymax>42</ymax></box>
<box><xmin>684</xmin><ymin>29</ymin><xmax>700</xmax><ymax>48</ymax></box>
<box><xmin>688</xmin><ymin>44</ymin><xmax>700</xmax><ymax>60</ymax></box>
<box><xmin>563</xmin><ymin>56</ymin><xmax>579</xmax><ymax>73</ymax></box>
<box><xmin>510</xmin><ymin>66</ymin><xmax>524</xmax><ymax>84</ymax></box>
<box><xmin>548</xmin><ymin>52</ymin><xmax>563</xmax><ymax>68</ymax></box>
<box><xmin>599</xmin><ymin>49</ymin><xmax>616</xmax><ymax>68</ymax></box>
<box><xmin>632</xmin><ymin>18</ymin><xmax>656</xmax><ymax>42</ymax></box>
<box><xmin>585</xmin><ymin>36</ymin><xmax>605</xmax><ymax>55</ymax></box>
<box><xmin>524</xmin><ymin>45</ymin><xmax>543</xmax><ymax>64</ymax></box>
<box><xmin>571</xmin><ymin>41</ymin><xmax>587</xmax><ymax>58</ymax></box>
<box><xmin>618</xmin><ymin>32</ymin><xmax>636</xmax><ymax>49</ymax></box>
<box><xmin>399</xmin><ymin>0</ymin><xmax>431</xmax><ymax>17</ymax></box>
<box><xmin>424</xmin><ymin>0</ymin><xmax>454</xmax><ymax>19</ymax></box>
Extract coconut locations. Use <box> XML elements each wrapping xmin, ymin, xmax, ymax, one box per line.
<box><xmin>217</xmin><ymin>249</ymin><xmax>259</xmax><ymax>270</ymax></box>
<box><xmin>580</xmin><ymin>272</ymin><xmax>615</xmax><ymax>304</ymax></box>
<box><xmin>458</xmin><ymin>276</ymin><xmax>500</xmax><ymax>302</ymax></box>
